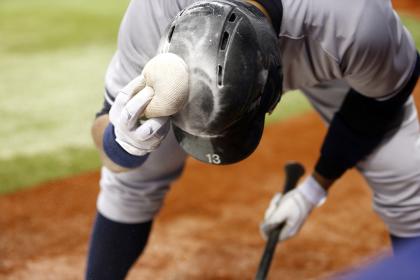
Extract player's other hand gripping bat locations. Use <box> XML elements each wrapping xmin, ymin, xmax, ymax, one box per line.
<box><xmin>255</xmin><ymin>162</ymin><xmax>305</xmax><ymax>280</ymax></box>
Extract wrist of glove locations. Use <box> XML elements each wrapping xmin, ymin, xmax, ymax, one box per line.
<box><xmin>260</xmin><ymin>175</ymin><xmax>327</xmax><ymax>242</ymax></box>
<box><xmin>103</xmin><ymin>123</ymin><xmax>150</xmax><ymax>168</ymax></box>
<box><xmin>107</xmin><ymin>53</ymin><xmax>188</xmax><ymax>159</ymax></box>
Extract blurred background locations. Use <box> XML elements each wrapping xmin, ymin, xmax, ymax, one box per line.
<box><xmin>0</xmin><ymin>0</ymin><xmax>128</xmax><ymax>192</ymax></box>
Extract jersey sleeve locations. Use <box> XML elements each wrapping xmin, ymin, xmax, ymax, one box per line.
<box><xmin>103</xmin><ymin>0</ymin><xmax>196</xmax><ymax>106</ymax></box>
<box><xmin>316</xmin><ymin>54</ymin><xmax>419</xmax><ymax>180</ymax></box>
<box><xmin>104</xmin><ymin>0</ymin><xmax>162</xmax><ymax>104</ymax></box>
<box><xmin>342</xmin><ymin>1</ymin><xmax>417</xmax><ymax>99</ymax></box>
<box><xmin>313</xmin><ymin>2</ymin><xmax>420</xmax><ymax>179</ymax></box>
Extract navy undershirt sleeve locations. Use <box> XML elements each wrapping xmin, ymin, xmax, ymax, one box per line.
<box><xmin>315</xmin><ymin>53</ymin><xmax>420</xmax><ymax>179</ymax></box>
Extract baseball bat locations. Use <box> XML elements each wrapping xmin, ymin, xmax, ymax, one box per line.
<box><xmin>255</xmin><ymin>162</ymin><xmax>305</xmax><ymax>280</ymax></box>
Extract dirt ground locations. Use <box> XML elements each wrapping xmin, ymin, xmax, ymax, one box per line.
<box><xmin>0</xmin><ymin>2</ymin><xmax>419</xmax><ymax>279</ymax></box>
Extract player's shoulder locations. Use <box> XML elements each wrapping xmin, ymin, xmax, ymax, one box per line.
<box><xmin>162</xmin><ymin>0</ymin><xmax>198</xmax><ymax>16</ymax></box>
<box><xmin>159</xmin><ymin>0</ymin><xmax>199</xmax><ymax>16</ymax></box>
<box><xmin>303</xmin><ymin>0</ymin><xmax>397</xmax><ymax>51</ymax></box>
<box><xmin>281</xmin><ymin>0</ymin><xmax>378</xmax><ymax>37</ymax></box>
<box><xmin>306</xmin><ymin>0</ymin><xmax>389</xmax><ymax>17</ymax></box>
<box><xmin>315</xmin><ymin>0</ymin><xmax>394</xmax><ymax>30</ymax></box>
<box><xmin>126</xmin><ymin>0</ymin><xmax>197</xmax><ymax>18</ymax></box>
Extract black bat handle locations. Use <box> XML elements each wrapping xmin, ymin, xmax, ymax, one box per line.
<box><xmin>255</xmin><ymin>162</ymin><xmax>305</xmax><ymax>280</ymax></box>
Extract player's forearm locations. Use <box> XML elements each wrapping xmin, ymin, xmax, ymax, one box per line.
<box><xmin>315</xmin><ymin>57</ymin><xmax>419</xmax><ymax>181</ymax></box>
<box><xmin>91</xmin><ymin>115</ymin><xmax>131</xmax><ymax>173</ymax></box>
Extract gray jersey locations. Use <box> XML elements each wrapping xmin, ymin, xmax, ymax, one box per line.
<box><xmin>104</xmin><ymin>0</ymin><xmax>196</xmax><ymax>105</ymax></box>
<box><xmin>279</xmin><ymin>0</ymin><xmax>417</xmax><ymax>98</ymax></box>
<box><xmin>98</xmin><ymin>0</ymin><xmax>420</xmax><ymax>236</ymax></box>
<box><xmin>104</xmin><ymin>0</ymin><xmax>417</xmax><ymax>103</ymax></box>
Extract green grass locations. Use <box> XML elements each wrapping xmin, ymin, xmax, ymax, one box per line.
<box><xmin>266</xmin><ymin>91</ymin><xmax>312</xmax><ymax>123</ymax></box>
<box><xmin>0</xmin><ymin>0</ymin><xmax>126</xmax><ymax>53</ymax></box>
<box><xmin>0</xmin><ymin>147</ymin><xmax>100</xmax><ymax>193</ymax></box>
<box><xmin>0</xmin><ymin>46</ymin><xmax>113</xmax><ymax>158</ymax></box>
<box><xmin>0</xmin><ymin>3</ymin><xmax>419</xmax><ymax>194</ymax></box>
<box><xmin>0</xmin><ymin>0</ymin><xmax>128</xmax><ymax>193</ymax></box>
<box><xmin>401</xmin><ymin>14</ymin><xmax>420</xmax><ymax>48</ymax></box>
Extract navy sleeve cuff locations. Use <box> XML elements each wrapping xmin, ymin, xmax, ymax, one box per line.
<box><xmin>103</xmin><ymin>124</ymin><xmax>149</xmax><ymax>169</ymax></box>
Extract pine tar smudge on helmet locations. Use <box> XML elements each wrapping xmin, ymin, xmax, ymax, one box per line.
<box><xmin>159</xmin><ymin>0</ymin><xmax>283</xmax><ymax>164</ymax></box>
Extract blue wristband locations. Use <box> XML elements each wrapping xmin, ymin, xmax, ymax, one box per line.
<box><xmin>103</xmin><ymin>123</ymin><xmax>149</xmax><ymax>168</ymax></box>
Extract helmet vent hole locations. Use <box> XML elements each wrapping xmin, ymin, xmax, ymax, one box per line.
<box><xmin>168</xmin><ymin>26</ymin><xmax>175</xmax><ymax>42</ymax></box>
<box><xmin>229</xmin><ymin>13</ymin><xmax>236</xmax><ymax>22</ymax></box>
<box><xmin>217</xmin><ymin>65</ymin><xmax>223</xmax><ymax>86</ymax></box>
<box><xmin>220</xmin><ymin>31</ymin><xmax>229</xmax><ymax>50</ymax></box>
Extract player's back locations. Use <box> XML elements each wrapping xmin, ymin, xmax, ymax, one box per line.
<box><xmin>280</xmin><ymin>0</ymin><xmax>416</xmax><ymax>97</ymax></box>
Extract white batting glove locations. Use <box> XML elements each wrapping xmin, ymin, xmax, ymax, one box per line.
<box><xmin>108</xmin><ymin>53</ymin><xmax>188</xmax><ymax>156</ymax></box>
<box><xmin>260</xmin><ymin>176</ymin><xmax>327</xmax><ymax>241</ymax></box>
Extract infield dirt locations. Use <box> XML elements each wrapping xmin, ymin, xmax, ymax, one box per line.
<box><xmin>0</xmin><ymin>1</ymin><xmax>419</xmax><ymax>279</ymax></box>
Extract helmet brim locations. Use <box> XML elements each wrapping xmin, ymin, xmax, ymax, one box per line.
<box><xmin>172</xmin><ymin>109</ymin><xmax>265</xmax><ymax>165</ymax></box>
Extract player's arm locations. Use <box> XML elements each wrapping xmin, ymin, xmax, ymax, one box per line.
<box><xmin>248</xmin><ymin>0</ymin><xmax>419</xmax><ymax>187</ymax></box>
<box><xmin>315</xmin><ymin>24</ymin><xmax>419</xmax><ymax>185</ymax></box>
<box><xmin>315</xmin><ymin>5</ymin><xmax>420</xmax><ymax>183</ymax></box>
<box><xmin>90</xmin><ymin>0</ymin><xmax>192</xmax><ymax>172</ymax></box>
<box><xmin>263</xmin><ymin>45</ymin><xmax>418</xmax><ymax>244</ymax></box>
<box><xmin>91</xmin><ymin>80</ymin><xmax>167</xmax><ymax>173</ymax></box>
<box><xmin>315</xmin><ymin>69</ymin><xmax>419</xmax><ymax>181</ymax></box>
<box><xmin>257</xmin><ymin>0</ymin><xmax>419</xmax><ymax>242</ymax></box>
<box><xmin>92</xmin><ymin>53</ymin><xmax>189</xmax><ymax>173</ymax></box>
<box><xmin>308</xmin><ymin>55</ymin><xmax>419</xmax><ymax>196</ymax></box>
<box><xmin>91</xmin><ymin>109</ymin><xmax>130</xmax><ymax>173</ymax></box>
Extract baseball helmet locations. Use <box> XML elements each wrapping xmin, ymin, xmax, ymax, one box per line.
<box><xmin>159</xmin><ymin>0</ymin><xmax>282</xmax><ymax>164</ymax></box>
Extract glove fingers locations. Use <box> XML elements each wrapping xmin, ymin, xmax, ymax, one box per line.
<box><xmin>279</xmin><ymin>223</ymin><xmax>294</xmax><ymax>241</ymax></box>
<box><xmin>109</xmin><ymin>75</ymin><xmax>147</xmax><ymax>125</ymax></box>
<box><xmin>278</xmin><ymin>194</ymin><xmax>310</xmax><ymax>240</ymax></box>
<box><xmin>261</xmin><ymin>209</ymin><xmax>289</xmax><ymax>240</ymax></box>
<box><xmin>264</xmin><ymin>193</ymin><xmax>282</xmax><ymax>220</ymax></box>
<box><xmin>120</xmin><ymin>74</ymin><xmax>146</xmax><ymax>97</ymax></box>
<box><xmin>262</xmin><ymin>211</ymin><xmax>288</xmax><ymax>231</ymax></box>
<box><xmin>260</xmin><ymin>176</ymin><xmax>326</xmax><ymax>243</ymax></box>
<box><xmin>121</xmin><ymin>87</ymin><xmax>154</xmax><ymax>129</ymax></box>
<box><xmin>109</xmin><ymin>93</ymin><xmax>129</xmax><ymax>125</ymax></box>
<box><xmin>261</xmin><ymin>192</ymin><xmax>305</xmax><ymax>241</ymax></box>
<box><xmin>135</xmin><ymin>117</ymin><xmax>170</xmax><ymax>141</ymax></box>
<box><xmin>264</xmin><ymin>214</ymin><xmax>297</xmax><ymax>241</ymax></box>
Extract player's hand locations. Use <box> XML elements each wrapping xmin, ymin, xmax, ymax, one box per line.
<box><xmin>260</xmin><ymin>176</ymin><xmax>327</xmax><ymax>241</ymax></box>
<box><xmin>109</xmin><ymin>75</ymin><xmax>170</xmax><ymax>156</ymax></box>
<box><xmin>109</xmin><ymin>53</ymin><xmax>188</xmax><ymax>156</ymax></box>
